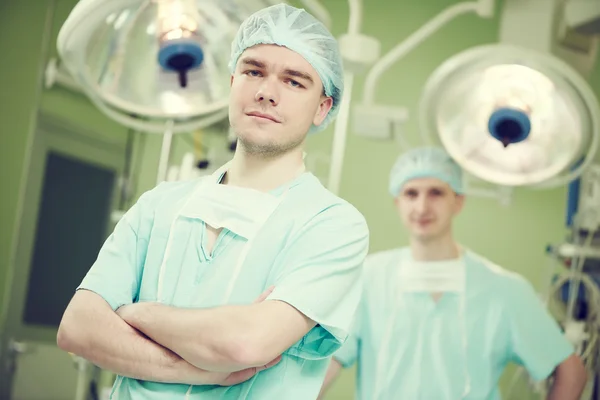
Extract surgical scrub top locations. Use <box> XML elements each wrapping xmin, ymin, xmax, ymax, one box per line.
<box><xmin>334</xmin><ymin>247</ymin><xmax>575</xmax><ymax>400</ymax></box>
<box><xmin>77</xmin><ymin>171</ymin><xmax>370</xmax><ymax>400</ymax></box>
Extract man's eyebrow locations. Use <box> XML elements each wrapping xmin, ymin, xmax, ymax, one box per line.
<box><xmin>240</xmin><ymin>57</ymin><xmax>315</xmax><ymax>85</ymax></box>
<box><xmin>283</xmin><ymin>69</ymin><xmax>314</xmax><ymax>84</ymax></box>
<box><xmin>240</xmin><ymin>57</ymin><xmax>265</xmax><ymax>68</ymax></box>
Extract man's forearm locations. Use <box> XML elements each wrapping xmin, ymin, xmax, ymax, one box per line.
<box><xmin>57</xmin><ymin>290</ymin><xmax>214</xmax><ymax>385</ymax></box>
<box><xmin>317</xmin><ymin>359</ymin><xmax>343</xmax><ymax>400</ymax></box>
<box><xmin>121</xmin><ymin>302</ymin><xmax>259</xmax><ymax>373</ymax></box>
<box><xmin>548</xmin><ymin>375</ymin><xmax>586</xmax><ymax>400</ymax></box>
<box><xmin>547</xmin><ymin>354</ymin><xmax>587</xmax><ymax>400</ymax></box>
<box><xmin>121</xmin><ymin>295</ymin><xmax>316</xmax><ymax>373</ymax></box>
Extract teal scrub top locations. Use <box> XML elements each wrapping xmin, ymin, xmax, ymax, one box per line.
<box><xmin>78</xmin><ymin>172</ymin><xmax>370</xmax><ymax>399</ymax></box>
<box><xmin>334</xmin><ymin>248</ymin><xmax>574</xmax><ymax>400</ymax></box>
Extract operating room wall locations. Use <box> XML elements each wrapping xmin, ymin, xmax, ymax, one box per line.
<box><xmin>0</xmin><ymin>2</ymin><xmax>205</xmax><ymax>395</ymax></box>
<box><xmin>0</xmin><ymin>0</ymin><xmax>52</xmax><ymax>335</ymax></box>
<box><xmin>0</xmin><ymin>0</ymin><xmax>199</xmax><ymax>322</ymax></box>
<box><xmin>0</xmin><ymin>0</ymin><xmax>203</xmax><ymax>379</ymax></box>
<box><xmin>0</xmin><ymin>0</ymin><xmax>598</xmax><ymax>399</ymax></box>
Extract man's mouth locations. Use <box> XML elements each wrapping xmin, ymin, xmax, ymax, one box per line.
<box><xmin>246</xmin><ymin>111</ymin><xmax>280</xmax><ymax>123</ymax></box>
<box><xmin>415</xmin><ymin>220</ymin><xmax>433</xmax><ymax>225</ymax></box>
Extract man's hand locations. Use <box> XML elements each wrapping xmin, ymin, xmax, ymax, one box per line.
<box><xmin>205</xmin><ymin>355</ymin><xmax>282</xmax><ymax>386</ymax></box>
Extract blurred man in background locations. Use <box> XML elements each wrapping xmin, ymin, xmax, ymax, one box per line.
<box><xmin>319</xmin><ymin>147</ymin><xmax>586</xmax><ymax>400</ymax></box>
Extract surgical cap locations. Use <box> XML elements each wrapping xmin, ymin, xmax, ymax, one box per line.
<box><xmin>228</xmin><ymin>3</ymin><xmax>344</xmax><ymax>133</ymax></box>
<box><xmin>388</xmin><ymin>147</ymin><xmax>464</xmax><ymax>196</ymax></box>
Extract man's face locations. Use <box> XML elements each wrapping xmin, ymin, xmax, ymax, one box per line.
<box><xmin>394</xmin><ymin>177</ymin><xmax>465</xmax><ymax>242</ymax></box>
<box><xmin>228</xmin><ymin>44</ymin><xmax>333</xmax><ymax>156</ymax></box>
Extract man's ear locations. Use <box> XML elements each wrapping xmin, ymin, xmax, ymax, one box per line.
<box><xmin>454</xmin><ymin>194</ymin><xmax>466</xmax><ymax>215</ymax></box>
<box><xmin>230</xmin><ymin>74</ymin><xmax>234</xmax><ymax>87</ymax></box>
<box><xmin>313</xmin><ymin>96</ymin><xmax>334</xmax><ymax>126</ymax></box>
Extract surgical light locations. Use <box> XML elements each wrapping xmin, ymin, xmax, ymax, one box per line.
<box><xmin>156</xmin><ymin>0</ymin><xmax>205</xmax><ymax>88</ymax></box>
<box><xmin>57</xmin><ymin>0</ymin><xmax>277</xmax><ymax>134</ymax></box>
<box><xmin>420</xmin><ymin>44</ymin><xmax>600</xmax><ymax>188</ymax></box>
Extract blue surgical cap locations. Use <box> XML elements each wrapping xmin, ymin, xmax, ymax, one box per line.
<box><xmin>388</xmin><ymin>147</ymin><xmax>464</xmax><ymax>196</ymax></box>
<box><xmin>228</xmin><ymin>3</ymin><xmax>344</xmax><ymax>134</ymax></box>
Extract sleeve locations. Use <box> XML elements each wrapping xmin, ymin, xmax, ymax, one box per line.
<box><xmin>507</xmin><ymin>277</ymin><xmax>575</xmax><ymax>381</ymax></box>
<box><xmin>266</xmin><ymin>203</ymin><xmax>370</xmax><ymax>360</ymax></box>
<box><xmin>77</xmin><ymin>187</ymin><xmax>158</xmax><ymax>310</ymax></box>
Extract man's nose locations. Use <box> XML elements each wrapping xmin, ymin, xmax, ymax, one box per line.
<box><xmin>414</xmin><ymin>195</ymin><xmax>429</xmax><ymax>214</ymax></box>
<box><xmin>255</xmin><ymin>80</ymin><xmax>278</xmax><ymax>106</ymax></box>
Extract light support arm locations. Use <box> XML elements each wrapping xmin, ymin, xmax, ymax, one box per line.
<box><xmin>362</xmin><ymin>0</ymin><xmax>494</xmax><ymax>106</ymax></box>
<box><xmin>326</xmin><ymin>0</ymin><xmax>369</xmax><ymax>195</ymax></box>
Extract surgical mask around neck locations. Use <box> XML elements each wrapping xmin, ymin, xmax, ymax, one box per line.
<box><xmin>373</xmin><ymin>254</ymin><xmax>471</xmax><ymax>400</ymax></box>
<box><xmin>398</xmin><ymin>258</ymin><xmax>466</xmax><ymax>293</ymax></box>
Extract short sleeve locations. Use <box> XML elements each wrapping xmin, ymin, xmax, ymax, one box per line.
<box><xmin>507</xmin><ymin>277</ymin><xmax>574</xmax><ymax>381</ymax></box>
<box><xmin>266</xmin><ymin>204</ymin><xmax>370</xmax><ymax>360</ymax></box>
<box><xmin>77</xmin><ymin>187</ymin><xmax>158</xmax><ymax>310</ymax></box>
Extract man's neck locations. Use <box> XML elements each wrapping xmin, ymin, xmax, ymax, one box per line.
<box><xmin>223</xmin><ymin>145</ymin><xmax>306</xmax><ymax>192</ymax></box>
<box><xmin>409</xmin><ymin>233</ymin><xmax>460</xmax><ymax>262</ymax></box>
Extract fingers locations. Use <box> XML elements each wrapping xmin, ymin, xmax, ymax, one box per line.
<box><xmin>220</xmin><ymin>355</ymin><xmax>283</xmax><ymax>386</ymax></box>
<box><xmin>258</xmin><ymin>355</ymin><xmax>282</xmax><ymax>371</ymax></box>
<box><xmin>223</xmin><ymin>369</ymin><xmax>257</xmax><ymax>386</ymax></box>
<box><xmin>253</xmin><ymin>285</ymin><xmax>275</xmax><ymax>304</ymax></box>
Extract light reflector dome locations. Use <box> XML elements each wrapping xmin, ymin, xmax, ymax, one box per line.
<box><xmin>420</xmin><ymin>44</ymin><xmax>600</xmax><ymax>188</ymax></box>
<box><xmin>57</xmin><ymin>0</ymin><xmax>275</xmax><ymax>133</ymax></box>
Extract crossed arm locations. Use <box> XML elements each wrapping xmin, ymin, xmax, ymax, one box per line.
<box><xmin>116</xmin><ymin>294</ymin><xmax>316</xmax><ymax>373</ymax></box>
<box><xmin>57</xmin><ymin>289</ymin><xmax>287</xmax><ymax>386</ymax></box>
<box><xmin>57</xmin><ymin>193</ymin><xmax>368</xmax><ymax>386</ymax></box>
<box><xmin>57</xmin><ymin>195</ymin><xmax>313</xmax><ymax>385</ymax></box>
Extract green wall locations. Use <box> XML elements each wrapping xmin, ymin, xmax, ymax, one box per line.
<box><xmin>0</xmin><ymin>1</ymin><xmax>55</xmax><ymax>328</ymax></box>
<box><xmin>0</xmin><ymin>0</ymin><xmax>599</xmax><ymax>398</ymax></box>
<box><xmin>0</xmin><ymin>0</ymin><xmax>201</xmax><ymax>325</ymax></box>
<box><xmin>0</xmin><ymin>0</ymin><xmax>128</xmax><ymax>319</ymax></box>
